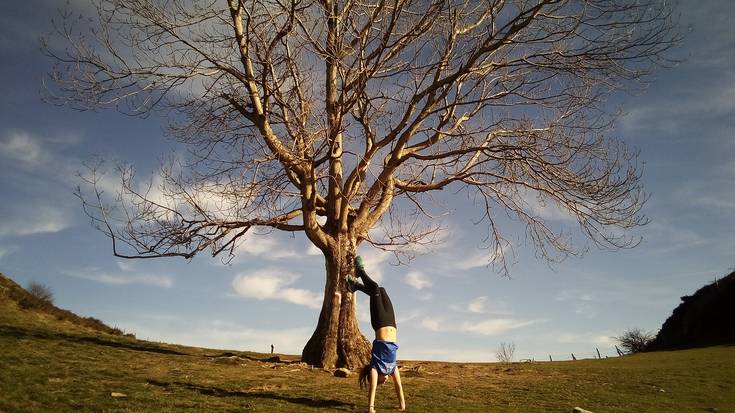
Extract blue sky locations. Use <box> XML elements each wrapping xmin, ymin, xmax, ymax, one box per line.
<box><xmin>1</xmin><ymin>1</ymin><xmax>733</xmax><ymax>362</ymax></box>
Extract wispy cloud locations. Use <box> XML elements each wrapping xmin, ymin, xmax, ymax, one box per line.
<box><xmin>396</xmin><ymin>309</ymin><xmax>422</xmax><ymax>324</ymax></box>
<box><xmin>0</xmin><ymin>245</ymin><xmax>18</xmax><ymax>261</ymax></box>
<box><xmin>449</xmin><ymin>296</ymin><xmax>513</xmax><ymax>315</ymax></box>
<box><xmin>419</xmin><ymin>317</ymin><xmax>444</xmax><ymax>332</ymax></box>
<box><xmin>306</xmin><ymin>244</ymin><xmax>323</xmax><ymax>256</ymax></box>
<box><xmin>517</xmin><ymin>187</ymin><xmax>576</xmax><ymax>222</ymax></box>
<box><xmin>418</xmin><ymin>314</ymin><xmax>540</xmax><ymax>336</ymax></box>
<box><xmin>674</xmin><ymin>180</ymin><xmax>735</xmax><ymax>212</ymax></box>
<box><xmin>0</xmin><ymin>130</ymin><xmax>82</xmax><ymax>239</ymax></box>
<box><xmin>449</xmin><ymin>243</ymin><xmax>511</xmax><ymax>272</ymax></box>
<box><xmin>404</xmin><ymin>271</ymin><xmax>432</xmax><ymax>290</ymax></box>
<box><xmin>553</xmin><ymin>289</ymin><xmax>602</xmax><ymax>318</ymax></box>
<box><xmin>617</xmin><ymin>20</ymin><xmax>735</xmax><ymax>145</ymax></box>
<box><xmin>402</xmin><ymin>347</ymin><xmax>498</xmax><ymax>362</ymax></box>
<box><xmin>460</xmin><ymin>318</ymin><xmax>541</xmax><ymax>336</ymax></box>
<box><xmin>115</xmin><ymin>316</ymin><xmax>313</xmax><ymax>354</ymax></box>
<box><xmin>235</xmin><ymin>235</ymin><xmax>304</xmax><ymax>260</ymax></box>
<box><xmin>467</xmin><ymin>296</ymin><xmax>489</xmax><ymax>313</ymax></box>
<box><xmin>556</xmin><ymin>332</ymin><xmax>618</xmax><ymax>347</ymax></box>
<box><xmin>117</xmin><ymin>260</ymin><xmax>135</xmax><ymax>272</ymax></box>
<box><xmin>0</xmin><ymin>205</ymin><xmax>71</xmax><ymax>237</ymax></box>
<box><xmin>553</xmin><ymin>290</ymin><xmax>595</xmax><ymax>302</ymax></box>
<box><xmin>65</xmin><ymin>266</ymin><xmax>174</xmax><ymax>288</ymax></box>
<box><xmin>0</xmin><ymin>131</ymin><xmax>46</xmax><ymax>166</ymax></box>
<box><xmin>356</xmin><ymin>247</ymin><xmax>394</xmax><ymax>283</ymax></box>
<box><xmin>637</xmin><ymin>220</ymin><xmax>708</xmax><ymax>256</ymax></box>
<box><xmin>454</xmin><ymin>250</ymin><xmax>493</xmax><ymax>271</ymax></box>
<box><xmin>232</xmin><ymin>269</ymin><xmax>322</xmax><ymax>309</ymax></box>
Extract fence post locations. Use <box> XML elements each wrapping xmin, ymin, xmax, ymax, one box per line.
<box><xmin>571</xmin><ymin>353</ymin><xmax>576</xmax><ymax>361</ymax></box>
<box><xmin>615</xmin><ymin>345</ymin><xmax>624</xmax><ymax>357</ymax></box>
<box><xmin>596</xmin><ymin>348</ymin><xmax>601</xmax><ymax>359</ymax></box>
<box><xmin>549</xmin><ymin>355</ymin><xmax>552</xmax><ymax>362</ymax></box>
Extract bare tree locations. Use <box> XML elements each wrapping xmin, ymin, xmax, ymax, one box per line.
<box><xmin>27</xmin><ymin>281</ymin><xmax>54</xmax><ymax>304</ymax></box>
<box><xmin>496</xmin><ymin>342</ymin><xmax>516</xmax><ymax>363</ymax></box>
<box><xmin>43</xmin><ymin>0</ymin><xmax>679</xmax><ymax>368</ymax></box>
<box><xmin>615</xmin><ymin>328</ymin><xmax>654</xmax><ymax>354</ymax></box>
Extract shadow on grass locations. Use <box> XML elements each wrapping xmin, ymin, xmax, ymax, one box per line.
<box><xmin>146</xmin><ymin>379</ymin><xmax>354</xmax><ymax>410</ymax></box>
<box><xmin>0</xmin><ymin>324</ymin><xmax>189</xmax><ymax>356</ymax></box>
<box><xmin>205</xmin><ymin>351</ymin><xmax>302</xmax><ymax>364</ymax></box>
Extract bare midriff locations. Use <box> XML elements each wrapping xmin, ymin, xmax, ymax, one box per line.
<box><xmin>375</xmin><ymin>326</ymin><xmax>397</xmax><ymax>342</ymax></box>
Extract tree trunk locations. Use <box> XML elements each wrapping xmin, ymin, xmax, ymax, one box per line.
<box><xmin>301</xmin><ymin>237</ymin><xmax>371</xmax><ymax>368</ymax></box>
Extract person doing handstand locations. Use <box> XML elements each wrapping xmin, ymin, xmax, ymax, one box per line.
<box><xmin>347</xmin><ymin>256</ymin><xmax>406</xmax><ymax>413</ymax></box>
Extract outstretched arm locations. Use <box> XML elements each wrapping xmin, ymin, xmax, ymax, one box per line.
<box><xmin>392</xmin><ymin>368</ymin><xmax>406</xmax><ymax>410</ymax></box>
<box><xmin>368</xmin><ymin>367</ymin><xmax>378</xmax><ymax>413</ymax></box>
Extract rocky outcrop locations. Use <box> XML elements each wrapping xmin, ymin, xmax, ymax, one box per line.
<box><xmin>648</xmin><ymin>270</ymin><xmax>735</xmax><ymax>351</ymax></box>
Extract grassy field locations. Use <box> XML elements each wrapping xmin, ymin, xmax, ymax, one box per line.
<box><xmin>1</xmin><ymin>283</ymin><xmax>734</xmax><ymax>412</ymax></box>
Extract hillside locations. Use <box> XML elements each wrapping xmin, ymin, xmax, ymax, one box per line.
<box><xmin>0</xmin><ymin>273</ymin><xmax>124</xmax><ymax>336</ymax></box>
<box><xmin>1</xmin><ymin>272</ymin><xmax>734</xmax><ymax>412</ymax></box>
<box><xmin>648</xmin><ymin>269</ymin><xmax>735</xmax><ymax>351</ymax></box>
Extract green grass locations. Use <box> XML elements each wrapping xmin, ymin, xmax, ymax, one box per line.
<box><xmin>1</xmin><ymin>292</ymin><xmax>733</xmax><ymax>412</ymax></box>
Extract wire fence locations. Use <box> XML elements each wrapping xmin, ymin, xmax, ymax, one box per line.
<box><xmin>520</xmin><ymin>346</ymin><xmax>627</xmax><ymax>363</ymax></box>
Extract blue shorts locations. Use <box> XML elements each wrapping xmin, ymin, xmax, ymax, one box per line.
<box><xmin>370</xmin><ymin>340</ymin><xmax>399</xmax><ymax>375</ymax></box>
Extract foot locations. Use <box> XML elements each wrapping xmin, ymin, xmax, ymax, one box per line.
<box><xmin>345</xmin><ymin>274</ymin><xmax>361</xmax><ymax>293</ymax></box>
<box><xmin>355</xmin><ymin>255</ymin><xmax>365</xmax><ymax>270</ymax></box>
<box><xmin>366</xmin><ymin>407</ymin><xmax>376</xmax><ymax>413</ymax></box>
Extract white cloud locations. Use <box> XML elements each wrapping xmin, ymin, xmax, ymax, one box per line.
<box><xmin>638</xmin><ymin>221</ymin><xmax>708</xmax><ymax>256</ymax></box>
<box><xmin>0</xmin><ymin>205</ymin><xmax>71</xmax><ymax>237</ymax></box>
<box><xmin>0</xmin><ymin>131</ymin><xmax>45</xmax><ymax>165</ymax></box>
<box><xmin>232</xmin><ymin>269</ymin><xmax>322</xmax><ymax>309</ymax></box>
<box><xmin>307</xmin><ymin>244</ymin><xmax>323</xmax><ymax>256</ymax></box>
<box><xmin>556</xmin><ymin>332</ymin><xmax>617</xmax><ymax>347</ymax></box>
<box><xmin>674</xmin><ymin>180</ymin><xmax>735</xmax><ymax>212</ymax></box>
<box><xmin>356</xmin><ymin>304</ymin><xmax>371</xmax><ymax>324</ymax></box>
<box><xmin>0</xmin><ymin>245</ymin><xmax>18</xmax><ymax>260</ymax></box>
<box><xmin>468</xmin><ymin>296</ymin><xmax>488</xmax><ymax>313</ymax></box>
<box><xmin>517</xmin><ymin>187</ymin><xmax>577</xmax><ymax>222</ymax></box>
<box><xmin>117</xmin><ymin>260</ymin><xmax>136</xmax><ymax>272</ymax></box>
<box><xmin>116</xmin><ymin>317</ymin><xmax>313</xmax><ymax>354</ymax></box>
<box><xmin>451</xmin><ymin>296</ymin><xmax>514</xmax><ymax>315</ymax></box>
<box><xmin>554</xmin><ymin>290</ymin><xmax>595</xmax><ymax>302</ymax></box>
<box><xmin>396</xmin><ymin>310</ymin><xmax>422</xmax><ymax>324</ymax></box>
<box><xmin>65</xmin><ymin>268</ymin><xmax>174</xmax><ymax>288</ymax></box>
<box><xmin>404</xmin><ymin>271</ymin><xmax>432</xmax><ymax>290</ymax></box>
<box><xmin>454</xmin><ymin>250</ymin><xmax>492</xmax><ymax>271</ymax></box>
<box><xmin>621</xmin><ymin>81</ymin><xmax>735</xmax><ymax>137</ymax></box>
<box><xmin>451</xmin><ymin>244</ymin><xmax>512</xmax><ymax>272</ymax></box>
<box><xmin>356</xmin><ymin>247</ymin><xmax>393</xmax><ymax>283</ymax></box>
<box><xmin>236</xmin><ymin>236</ymin><xmax>301</xmax><ymax>259</ymax></box>
<box><xmin>552</xmin><ymin>289</ymin><xmax>600</xmax><ymax>318</ymax></box>
<box><xmin>419</xmin><ymin>317</ymin><xmax>444</xmax><ymax>332</ymax></box>
<box><xmin>402</xmin><ymin>347</ymin><xmax>499</xmax><ymax>362</ymax></box>
<box><xmin>232</xmin><ymin>233</ymin><xmax>312</xmax><ymax>262</ymax></box>
<box><xmin>461</xmin><ymin>318</ymin><xmax>540</xmax><ymax>336</ymax></box>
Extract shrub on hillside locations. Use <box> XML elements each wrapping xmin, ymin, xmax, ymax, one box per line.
<box><xmin>27</xmin><ymin>281</ymin><xmax>54</xmax><ymax>304</ymax></box>
<box><xmin>615</xmin><ymin>328</ymin><xmax>654</xmax><ymax>354</ymax></box>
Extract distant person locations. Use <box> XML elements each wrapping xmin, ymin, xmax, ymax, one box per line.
<box><xmin>346</xmin><ymin>255</ymin><xmax>405</xmax><ymax>413</ymax></box>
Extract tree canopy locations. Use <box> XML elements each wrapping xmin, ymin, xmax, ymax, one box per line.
<box><xmin>44</xmin><ymin>0</ymin><xmax>679</xmax><ymax>367</ymax></box>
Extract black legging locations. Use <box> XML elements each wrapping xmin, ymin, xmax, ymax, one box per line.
<box><xmin>354</xmin><ymin>266</ymin><xmax>396</xmax><ymax>331</ymax></box>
